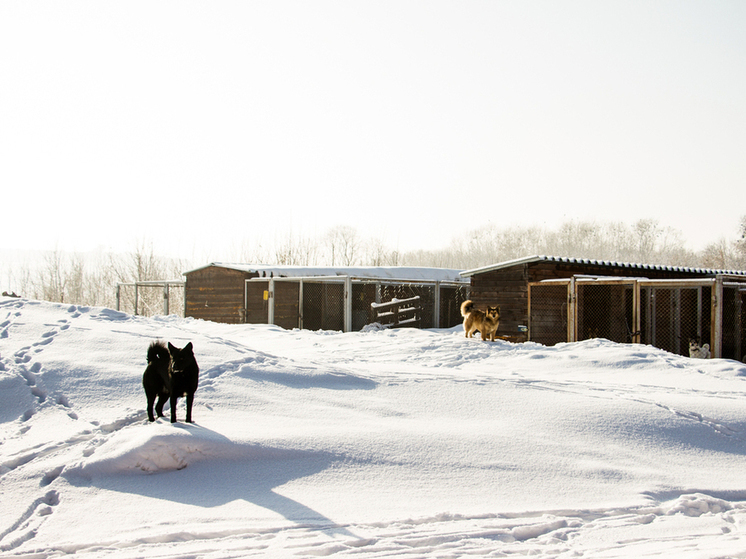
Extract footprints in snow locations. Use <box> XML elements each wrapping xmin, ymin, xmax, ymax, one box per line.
<box><xmin>0</xmin><ymin>490</ymin><xmax>60</xmax><ymax>552</ymax></box>
<box><xmin>4</xmin><ymin>306</ymin><xmax>82</xmax><ymax>425</ymax></box>
<box><xmin>40</xmin><ymin>466</ymin><xmax>64</xmax><ymax>487</ymax></box>
<box><xmin>0</xmin><ymin>410</ymin><xmax>148</xmax><ymax>550</ymax></box>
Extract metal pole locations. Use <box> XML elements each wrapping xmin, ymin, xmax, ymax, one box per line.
<box><xmin>712</xmin><ymin>276</ymin><xmax>723</xmax><ymax>358</ymax></box>
<box><xmin>697</xmin><ymin>286</ymin><xmax>703</xmax><ymax>342</ymax></box>
<box><xmin>298</xmin><ymin>279</ymin><xmax>304</xmax><ymax>329</ymax></box>
<box><xmin>267</xmin><ymin>278</ymin><xmax>275</xmax><ymax>325</ymax></box>
<box><xmin>344</xmin><ymin>276</ymin><xmax>352</xmax><ymax>332</ymax></box>
<box><xmin>567</xmin><ymin>277</ymin><xmax>576</xmax><ymax>342</ymax></box>
<box><xmin>650</xmin><ymin>289</ymin><xmax>656</xmax><ymax>347</ymax></box>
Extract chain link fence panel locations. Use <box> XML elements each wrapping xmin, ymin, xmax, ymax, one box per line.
<box><xmin>641</xmin><ymin>285</ymin><xmax>711</xmax><ymax>357</ymax></box>
<box><xmin>722</xmin><ymin>285</ymin><xmax>745</xmax><ymax>361</ymax></box>
<box><xmin>576</xmin><ymin>282</ymin><xmax>636</xmax><ymax>343</ymax></box>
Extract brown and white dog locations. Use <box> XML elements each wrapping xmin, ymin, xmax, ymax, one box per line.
<box><xmin>460</xmin><ymin>300</ymin><xmax>500</xmax><ymax>341</ymax></box>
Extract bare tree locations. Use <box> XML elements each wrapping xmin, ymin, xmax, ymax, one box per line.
<box><xmin>274</xmin><ymin>231</ymin><xmax>320</xmax><ymax>266</ymax></box>
<box><xmin>109</xmin><ymin>241</ymin><xmax>185</xmax><ymax>316</ymax></box>
<box><xmin>735</xmin><ymin>214</ymin><xmax>746</xmax><ymax>269</ymax></box>
<box><xmin>632</xmin><ymin>219</ymin><xmax>662</xmax><ymax>263</ymax></box>
<box><xmin>39</xmin><ymin>249</ymin><xmax>67</xmax><ymax>303</ymax></box>
<box><xmin>701</xmin><ymin>238</ymin><xmax>734</xmax><ymax>270</ymax></box>
<box><xmin>324</xmin><ymin>225</ymin><xmax>360</xmax><ymax>266</ymax></box>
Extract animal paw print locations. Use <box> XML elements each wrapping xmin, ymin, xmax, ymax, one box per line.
<box><xmin>0</xmin><ymin>490</ymin><xmax>60</xmax><ymax>552</ymax></box>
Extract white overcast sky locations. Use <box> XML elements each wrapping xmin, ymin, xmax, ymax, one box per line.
<box><xmin>1</xmin><ymin>1</ymin><xmax>744</xmax><ymax>260</ymax></box>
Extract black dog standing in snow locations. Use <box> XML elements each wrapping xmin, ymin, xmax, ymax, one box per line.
<box><xmin>167</xmin><ymin>342</ymin><xmax>199</xmax><ymax>423</ymax></box>
<box><xmin>143</xmin><ymin>341</ymin><xmax>199</xmax><ymax>423</ymax></box>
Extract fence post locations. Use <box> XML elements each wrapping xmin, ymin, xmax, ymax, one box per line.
<box><xmin>163</xmin><ymin>283</ymin><xmax>170</xmax><ymax>316</ymax></box>
<box><xmin>697</xmin><ymin>286</ymin><xmax>703</xmax><ymax>342</ymax></box>
<box><xmin>298</xmin><ymin>279</ymin><xmax>304</xmax><ymax>329</ymax></box>
<box><xmin>116</xmin><ymin>284</ymin><xmax>121</xmax><ymax>311</ymax></box>
<box><xmin>632</xmin><ymin>280</ymin><xmax>641</xmax><ymax>344</ymax></box>
<box><xmin>567</xmin><ymin>277</ymin><xmax>577</xmax><ymax>342</ymax></box>
<box><xmin>134</xmin><ymin>284</ymin><xmax>139</xmax><ymax>316</ymax></box>
<box><xmin>344</xmin><ymin>276</ymin><xmax>352</xmax><ymax>332</ymax></box>
<box><xmin>736</xmin><ymin>288</ymin><xmax>744</xmax><ymax>361</ymax></box>
<box><xmin>267</xmin><ymin>278</ymin><xmax>275</xmax><ymax>325</ymax></box>
<box><xmin>712</xmin><ymin>276</ymin><xmax>723</xmax><ymax>358</ymax></box>
<box><xmin>433</xmin><ymin>281</ymin><xmax>441</xmax><ymax>328</ymax></box>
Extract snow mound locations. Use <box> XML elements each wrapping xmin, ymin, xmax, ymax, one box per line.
<box><xmin>66</xmin><ymin>422</ymin><xmax>241</xmax><ymax>477</ymax></box>
<box><xmin>666</xmin><ymin>493</ymin><xmax>733</xmax><ymax>517</ymax></box>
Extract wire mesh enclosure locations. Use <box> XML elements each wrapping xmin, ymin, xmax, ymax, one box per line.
<box><xmin>529</xmin><ymin>276</ymin><xmax>746</xmax><ymax>359</ymax></box>
<box><xmin>640</xmin><ymin>283</ymin><xmax>711</xmax><ymax>357</ymax></box>
<box><xmin>723</xmin><ymin>284</ymin><xmax>745</xmax><ymax>361</ymax></box>
<box><xmin>245</xmin><ymin>276</ymin><xmax>469</xmax><ymax>332</ymax></box>
<box><xmin>304</xmin><ymin>281</ymin><xmax>345</xmax><ymax>331</ymax></box>
<box><xmin>577</xmin><ymin>281</ymin><xmax>638</xmax><ymax>343</ymax></box>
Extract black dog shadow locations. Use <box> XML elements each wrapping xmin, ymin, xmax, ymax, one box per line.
<box><xmin>74</xmin><ymin>423</ymin><xmax>357</xmax><ymax>539</ymax></box>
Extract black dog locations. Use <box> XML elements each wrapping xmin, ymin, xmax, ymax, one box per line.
<box><xmin>143</xmin><ymin>341</ymin><xmax>171</xmax><ymax>422</ymax></box>
<box><xmin>167</xmin><ymin>342</ymin><xmax>199</xmax><ymax>423</ymax></box>
<box><xmin>142</xmin><ymin>341</ymin><xmax>199</xmax><ymax>423</ymax></box>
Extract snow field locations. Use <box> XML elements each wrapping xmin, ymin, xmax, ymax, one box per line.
<box><xmin>2</xmin><ymin>296</ymin><xmax>746</xmax><ymax>557</ymax></box>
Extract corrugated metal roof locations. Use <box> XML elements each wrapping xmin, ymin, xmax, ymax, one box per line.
<box><xmin>460</xmin><ymin>255</ymin><xmax>746</xmax><ymax>278</ymax></box>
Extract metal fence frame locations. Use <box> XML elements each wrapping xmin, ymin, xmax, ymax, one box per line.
<box><xmin>116</xmin><ymin>280</ymin><xmax>186</xmax><ymax>317</ymax></box>
<box><xmin>528</xmin><ymin>275</ymin><xmax>746</xmax><ymax>359</ymax></box>
<box><xmin>246</xmin><ymin>275</ymin><xmax>469</xmax><ymax>332</ymax></box>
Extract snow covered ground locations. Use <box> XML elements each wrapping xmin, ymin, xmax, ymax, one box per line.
<box><xmin>2</xmin><ymin>296</ymin><xmax>746</xmax><ymax>558</ymax></box>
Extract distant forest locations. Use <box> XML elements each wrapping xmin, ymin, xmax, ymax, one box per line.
<box><xmin>3</xmin><ymin>216</ymin><xmax>745</xmax><ymax>315</ymax></box>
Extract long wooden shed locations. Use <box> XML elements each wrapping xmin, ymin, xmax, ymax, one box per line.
<box><xmin>461</xmin><ymin>255</ymin><xmax>746</xmax><ymax>359</ymax></box>
<box><xmin>184</xmin><ymin>263</ymin><xmax>469</xmax><ymax>332</ymax></box>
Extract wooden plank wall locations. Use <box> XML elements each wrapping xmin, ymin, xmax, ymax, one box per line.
<box><xmin>529</xmin><ymin>283</ymin><xmax>568</xmax><ymax>346</ymax></box>
<box><xmin>469</xmin><ymin>265</ymin><xmax>529</xmax><ymax>339</ymax></box>
<box><xmin>440</xmin><ymin>285</ymin><xmax>469</xmax><ymax>329</ymax></box>
<box><xmin>185</xmin><ymin>267</ymin><xmax>257</xmax><ymax>324</ymax></box>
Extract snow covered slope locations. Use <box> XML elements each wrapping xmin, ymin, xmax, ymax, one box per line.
<box><xmin>2</xmin><ymin>296</ymin><xmax>746</xmax><ymax>558</ymax></box>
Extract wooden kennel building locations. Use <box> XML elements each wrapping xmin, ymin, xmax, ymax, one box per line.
<box><xmin>184</xmin><ymin>264</ymin><xmax>469</xmax><ymax>332</ymax></box>
<box><xmin>461</xmin><ymin>255</ymin><xmax>746</xmax><ymax>359</ymax></box>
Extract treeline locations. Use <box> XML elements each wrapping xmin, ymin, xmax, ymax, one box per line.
<box><xmin>2</xmin><ymin>242</ymin><xmax>187</xmax><ymax>316</ymax></box>
<box><xmin>404</xmin><ymin>217</ymin><xmax>746</xmax><ymax>271</ymax></box>
<box><xmin>2</xmin><ymin>217</ymin><xmax>745</xmax><ymax>314</ymax></box>
<box><xmin>240</xmin><ymin>218</ymin><xmax>746</xmax><ymax>271</ymax></box>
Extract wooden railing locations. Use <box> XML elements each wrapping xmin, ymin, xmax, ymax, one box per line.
<box><xmin>370</xmin><ymin>296</ymin><xmax>421</xmax><ymax>328</ymax></box>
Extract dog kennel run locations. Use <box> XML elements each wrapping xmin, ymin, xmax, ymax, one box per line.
<box><xmin>528</xmin><ymin>275</ymin><xmax>746</xmax><ymax>359</ymax></box>
<box><xmin>243</xmin><ymin>275</ymin><xmax>470</xmax><ymax>333</ymax></box>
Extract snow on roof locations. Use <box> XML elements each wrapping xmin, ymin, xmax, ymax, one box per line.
<box><xmin>185</xmin><ymin>263</ymin><xmax>467</xmax><ymax>282</ymax></box>
<box><xmin>460</xmin><ymin>255</ymin><xmax>746</xmax><ymax>278</ymax></box>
